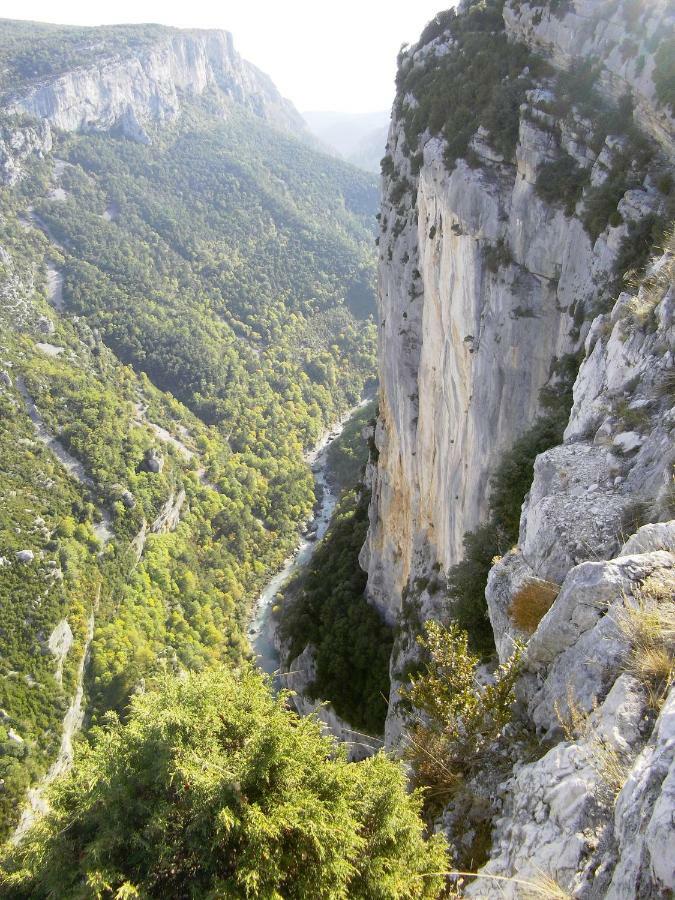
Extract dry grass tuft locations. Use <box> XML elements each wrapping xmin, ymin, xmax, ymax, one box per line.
<box><xmin>615</xmin><ymin>573</ymin><xmax>675</xmax><ymax>708</ymax></box>
<box><xmin>523</xmin><ymin>872</ymin><xmax>574</xmax><ymax>899</ymax></box>
<box><xmin>555</xmin><ymin>686</ymin><xmax>592</xmax><ymax>742</ymax></box>
<box><xmin>623</xmin><ymin>227</ymin><xmax>674</xmax><ymax>330</ymax></box>
<box><xmin>592</xmin><ymin>738</ymin><xmax>632</xmax><ymax>800</ymax></box>
<box><xmin>509</xmin><ymin>579</ymin><xmax>560</xmax><ymax>634</ymax></box>
<box><xmin>439</xmin><ymin>869</ymin><xmax>572</xmax><ymax>898</ymax></box>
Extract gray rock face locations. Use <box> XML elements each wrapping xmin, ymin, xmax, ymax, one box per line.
<box><xmin>7</xmin><ymin>30</ymin><xmax>305</xmax><ymax>138</ymax></box>
<box><xmin>145</xmin><ymin>448</ymin><xmax>164</xmax><ymax>474</ymax></box>
<box><xmin>150</xmin><ymin>489</ymin><xmax>185</xmax><ymax>533</ymax></box>
<box><xmin>469</xmin><ymin>247</ymin><xmax>675</xmax><ymax>894</ymax></box>
<box><xmin>0</xmin><ymin>118</ymin><xmax>52</xmax><ymax>185</ymax></box>
<box><xmin>364</xmin><ymin>0</ymin><xmax>675</xmax><ymax>890</ymax></box>
<box><xmin>364</xmin><ymin>67</ymin><xmax>668</xmax><ymax>637</ymax></box>
<box><xmin>15</xmin><ymin>550</ymin><xmax>34</xmax><ymax>564</ymax></box>
<box><xmin>47</xmin><ymin>619</ymin><xmax>74</xmax><ymax>686</ymax></box>
<box><xmin>503</xmin><ymin>0</ymin><xmax>675</xmax><ymax>154</ymax></box>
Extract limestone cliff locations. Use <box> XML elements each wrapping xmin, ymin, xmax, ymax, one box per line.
<box><xmin>469</xmin><ymin>251</ymin><xmax>674</xmax><ymax>896</ymax></box>
<box><xmin>0</xmin><ymin>24</ymin><xmax>306</xmax><ymax>181</ymax></box>
<box><xmin>363</xmin><ymin>0</ymin><xmax>673</xmax><ymax>740</ymax></box>
<box><xmin>365</xmin><ymin>0</ymin><xmax>674</xmax><ymax>891</ymax></box>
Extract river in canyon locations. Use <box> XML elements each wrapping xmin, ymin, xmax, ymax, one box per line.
<box><xmin>249</xmin><ymin>399</ymin><xmax>370</xmax><ymax>681</ymax></box>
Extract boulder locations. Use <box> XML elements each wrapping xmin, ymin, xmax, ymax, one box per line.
<box><xmin>15</xmin><ymin>549</ymin><xmax>34</xmax><ymax>564</ymax></box>
<box><xmin>36</xmin><ymin>315</ymin><xmax>55</xmax><ymax>335</ymax></box>
<box><xmin>145</xmin><ymin>448</ymin><xmax>164</xmax><ymax>473</ymax></box>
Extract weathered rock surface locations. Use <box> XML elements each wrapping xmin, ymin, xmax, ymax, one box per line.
<box><xmin>145</xmin><ymin>448</ymin><xmax>164</xmax><ymax>474</ymax></box>
<box><xmin>364</xmin><ymin>0</ymin><xmax>673</xmax><ymax>747</ymax></box>
<box><xmin>0</xmin><ymin>117</ymin><xmax>52</xmax><ymax>185</ymax></box>
<box><xmin>47</xmin><ymin>619</ymin><xmax>74</xmax><ymax>686</ymax></box>
<box><xmin>504</xmin><ymin>0</ymin><xmax>675</xmax><ymax>154</ymax></box>
<box><xmin>364</xmin><ymin>0</ymin><xmax>675</xmax><ymax>892</ymax></box>
<box><xmin>468</xmin><ymin>249</ymin><xmax>675</xmax><ymax>895</ymax></box>
<box><xmin>15</xmin><ymin>549</ymin><xmax>34</xmax><ymax>564</ymax></box>
<box><xmin>151</xmin><ymin>489</ymin><xmax>186</xmax><ymax>534</ymax></box>
<box><xmin>488</xmin><ymin>254</ymin><xmax>675</xmax><ymax>665</ymax></box>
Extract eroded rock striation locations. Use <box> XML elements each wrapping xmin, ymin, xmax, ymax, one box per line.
<box><xmin>364</xmin><ymin>0</ymin><xmax>674</xmax><ymax>891</ymax></box>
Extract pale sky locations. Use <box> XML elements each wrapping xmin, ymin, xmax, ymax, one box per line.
<box><xmin>1</xmin><ymin>1</ymin><xmax>454</xmax><ymax>113</ymax></box>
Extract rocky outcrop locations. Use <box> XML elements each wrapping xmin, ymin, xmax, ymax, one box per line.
<box><xmin>0</xmin><ymin>26</ymin><xmax>306</xmax><ymax>182</ymax></box>
<box><xmin>488</xmin><ymin>250</ymin><xmax>674</xmax><ymax>663</ymax></box>
<box><xmin>504</xmin><ymin>0</ymin><xmax>675</xmax><ymax>154</ymax></box>
<box><xmin>462</xmin><ymin>243</ymin><xmax>675</xmax><ymax>897</ymax></box>
<box><xmin>47</xmin><ymin>619</ymin><xmax>74</xmax><ymax>687</ymax></box>
<box><xmin>151</xmin><ymin>489</ymin><xmax>186</xmax><ymax>534</ymax></box>
<box><xmin>364</xmin><ymin>0</ymin><xmax>674</xmax><ymax>891</ymax></box>
<box><xmin>468</xmin><ymin>533</ymin><xmax>674</xmax><ymax>897</ymax></box>
<box><xmin>0</xmin><ymin>116</ymin><xmax>52</xmax><ymax>185</ymax></box>
<box><xmin>363</xmin><ymin>0</ymin><xmax>672</xmax><ymax>744</ymax></box>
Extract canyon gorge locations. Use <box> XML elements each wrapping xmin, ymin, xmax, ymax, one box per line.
<box><xmin>0</xmin><ymin>1</ymin><xmax>673</xmax><ymax>896</ymax></box>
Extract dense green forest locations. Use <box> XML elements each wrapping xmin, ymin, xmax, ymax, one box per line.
<box><xmin>278</xmin><ymin>485</ymin><xmax>393</xmax><ymax>736</ymax></box>
<box><xmin>0</xmin><ymin>68</ymin><xmax>379</xmax><ymax>837</ymax></box>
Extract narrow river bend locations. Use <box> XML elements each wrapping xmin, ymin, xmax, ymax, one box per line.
<box><xmin>249</xmin><ymin>399</ymin><xmax>369</xmax><ymax>681</ymax></box>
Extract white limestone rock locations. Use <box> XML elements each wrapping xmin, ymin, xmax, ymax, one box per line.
<box><xmin>503</xmin><ymin>0</ymin><xmax>675</xmax><ymax>154</ymax></box>
<box><xmin>48</xmin><ymin>619</ymin><xmax>74</xmax><ymax>686</ymax></box>
<box><xmin>524</xmin><ymin>550</ymin><xmax>674</xmax><ymax>735</ymax></box>
<box><xmin>1</xmin><ymin>30</ymin><xmax>306</xmax><ymax>182</ymax></box>
<box><xmin>15</xmin><ymin>549</ymin><xmax>34</xmax><ymax>564</ymax></box>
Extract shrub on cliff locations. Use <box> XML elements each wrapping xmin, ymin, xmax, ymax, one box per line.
<box><xmin>401</xmin><ymin>621</ymin><xmax>523</xmax><ymax>813</ymax></box>
<box><xmin>0</xmin><ymin>666</ymin><xmax>448</xmax><ymax>899</ymax></box>
<box><xmin>396</xmin><ymin>0</ymin><xmax>543</xmax><ymax>168</ymax></box>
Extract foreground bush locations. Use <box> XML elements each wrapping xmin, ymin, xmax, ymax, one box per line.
<box><xmin>0</xmin><ymin>667</ymin><xmax>447</xmax><ymax>899</ymax></box>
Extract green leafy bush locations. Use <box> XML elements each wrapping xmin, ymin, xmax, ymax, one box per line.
<box><xmin>653</xmin><ymin>36</ymin><xmax>675</xmax><ymax>111</ymax></box>
<box><xmin>402</xmin><ymin>621</ymin><xmax>523</xmax><ymax>813</ymax></box>
<box><xmin>395</xmin><ymin>0</ymin><xmax>543</xmax><ymax>169</ymax></box>
<box><xmin>535</xmin><ymin>154</ymin><xmax>586</xmax><ymax>215</ymax></box>
<box><xmin>0</xmin><ymin>667</ymin><xmax>448</xmax><ymax>898</ymax></box>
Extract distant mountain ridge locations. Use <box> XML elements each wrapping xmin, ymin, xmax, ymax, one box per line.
<box><xmin>303</xmin><ymin>109</ymin><xmax>389</xmax><ymax>172</ymax></box>
<box><xmin>0</xmin><ymin>18</ymin><xmax>308</xmax><ymax>177</ymax></box>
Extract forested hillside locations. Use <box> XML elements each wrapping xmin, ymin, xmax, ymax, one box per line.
<box><xmin>0</xmin><ymin>21</ymin><xmax>378</xmax><ymax>838</ymax></box>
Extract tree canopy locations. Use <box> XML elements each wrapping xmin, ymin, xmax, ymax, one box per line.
<box><xmin>1</xmin><ymin>666</ymin><xmax>448</xmax><ymax>899</ymax></box>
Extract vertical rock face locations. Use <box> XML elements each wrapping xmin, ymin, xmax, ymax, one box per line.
<box><xmin>469</xmin><ymin>250</ymin><xmax>674</xmax><ymax>900</ymax></box>
<box><xmin>363</xmin><ymin>0</ymin><xmax>670</xmax><ymax>630</ymax></box>
<box><xmin>0</xmin><ymin>118</ymin><xmax>52</xmax><ymax>185</ymax></box>
<box><xmin>366</xmin><ymin>0</ymin><xmax>674</xmax><ymax>890</ymax></box>
<box><xmin>503</xmin><ymin>0</ymin><xmax>675</xmax><ymax>152</ymax></box>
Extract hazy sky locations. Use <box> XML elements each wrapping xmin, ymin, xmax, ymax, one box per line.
<box><xmin>1</xmin><ymin>1</ymin><xmax>452</xmax><ymax>113</ymax></box>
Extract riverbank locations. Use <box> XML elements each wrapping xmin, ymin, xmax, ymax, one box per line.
<box><xmin>248</xmin><ymin>398</ymin><xmax>371</xmax><ymax>681</ymax></box>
